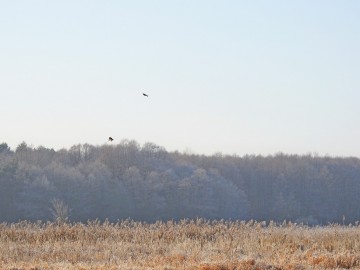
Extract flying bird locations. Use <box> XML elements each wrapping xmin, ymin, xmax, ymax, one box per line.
<box><xmin>142</xmin><ymin>93</ymin><xmax>149</xmax><ymax>97</ymax></box>
<box><xmin>108</xmin><ymin>137</ymin><xmax>114</xmax><ymax>142</ymax></box>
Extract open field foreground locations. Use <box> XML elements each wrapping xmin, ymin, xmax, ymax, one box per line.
<box><xmin>1</xmin><ymin>220</ymin><xmax>360</xmax><ymax>270</ymax></box>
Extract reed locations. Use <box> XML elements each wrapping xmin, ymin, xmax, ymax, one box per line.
<box><xmin>0</xmin><ymin>219</ymin><xmax>359</xmax><ymax>270</ymax></box>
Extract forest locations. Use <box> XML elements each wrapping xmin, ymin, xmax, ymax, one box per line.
<box><xmin>0</xmin><ymin>141</ymin><xmax>360</xmax><ymax>224</ymax></box>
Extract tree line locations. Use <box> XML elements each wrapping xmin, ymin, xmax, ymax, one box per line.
<box><xmin>0</xmin><ymin>141</ymin><xmax>360</xmax><ymax>224</ymax></box>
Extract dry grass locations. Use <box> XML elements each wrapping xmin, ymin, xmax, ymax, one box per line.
<box><xmin>1</xmin><ymin>219</ymin><xmax>360</xmax><ymax>270</ymax></box>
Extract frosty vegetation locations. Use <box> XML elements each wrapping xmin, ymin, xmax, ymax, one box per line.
<box><xmin>0</xmin><ymin>141</ymin><xmax>359</xmax><ymax>224</ymax></box>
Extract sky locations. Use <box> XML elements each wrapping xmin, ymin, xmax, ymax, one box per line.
<box><xmin>1</xmin><ymin>1</ymin><xmax>360</xmax><ymax>157</ymax></box>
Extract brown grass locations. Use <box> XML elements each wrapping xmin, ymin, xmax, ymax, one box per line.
<box><xmin>0</xmin><ymin>219</ymin><xmax>360</xmax><ymax>270</ymax></box>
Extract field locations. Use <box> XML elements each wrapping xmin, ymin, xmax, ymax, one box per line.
<box><xmin>1</xmin><ymin>220</ymin><xmax>360</xmax><ymax>270</ymax></box>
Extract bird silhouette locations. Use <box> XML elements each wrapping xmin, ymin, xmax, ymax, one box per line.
<box><xmin>108</xmin><ymin>137</ymin><xmax>114</xmax><ymax>142</ymax></box>
<box><xmin>142</xmin><ymin>93</ymin><xmax>149</xmax><ymax>97</ymax></box>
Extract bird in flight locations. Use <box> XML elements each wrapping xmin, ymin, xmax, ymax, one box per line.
<box><xmin>108</xmin><ymin>137</ymin><xmax>114</xmax><ymax>142</ymax></box>
<box><xmin>142</xmin><ymin>93</ymin><xmax>149</xmax><ymax>97</ymax></box>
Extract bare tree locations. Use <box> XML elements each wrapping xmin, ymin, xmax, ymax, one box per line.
<box><xmin>50</xmin><ymin>198</ymin><xmax>70</xmax><ymax>224</ymax></box>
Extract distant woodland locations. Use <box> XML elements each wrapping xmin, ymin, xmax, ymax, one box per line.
<box><xmin>1</xmin><ymin>141</ymin><xmax>360</xmax><ymax>224</ymax></box>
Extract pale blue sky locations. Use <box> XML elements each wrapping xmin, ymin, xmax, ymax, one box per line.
<box><xmin>1</xmin><ymin>1</ymin><xmax>359</xmax><ymax>156</ymax></box>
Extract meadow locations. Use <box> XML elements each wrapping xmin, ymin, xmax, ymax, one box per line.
<box><xmin>1</xmin><ymin>220</ymin><xmax>360</xmax><ymax>270</ymax></box>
